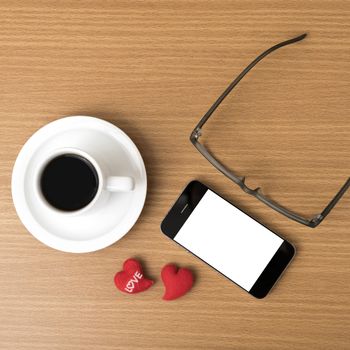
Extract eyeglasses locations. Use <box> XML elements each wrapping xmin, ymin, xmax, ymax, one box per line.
<box><xmin>190</xmin><ymin>33</ymin><xmax>350</xmax><ymax>228</ymax></box>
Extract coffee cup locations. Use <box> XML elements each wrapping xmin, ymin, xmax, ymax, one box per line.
<box><xmin>35</xmin><ymin>147</ymin><xmax>134</xmax><ymax>215</ymax></box>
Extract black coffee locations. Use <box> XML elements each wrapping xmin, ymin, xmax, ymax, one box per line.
<box><xmin>40</xmin><ymin>154</ymin><xmax>99</xmax><ymax>211</ymax></box>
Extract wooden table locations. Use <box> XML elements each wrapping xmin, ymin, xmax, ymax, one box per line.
<box><xmin>0</xmin><ymin>1</ymin><xmax>349</xmax><ymax>349</ymax></box>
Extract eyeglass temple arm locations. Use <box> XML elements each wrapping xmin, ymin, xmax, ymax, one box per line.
<box><xmin>191</xmin><ymin>33</ymin><xmax>307</xmax><ymax>134</ymax></box>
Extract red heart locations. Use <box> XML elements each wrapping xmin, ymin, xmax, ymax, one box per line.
<box><xmin>114</xmin><ymin>258</ymin><xmax>154</xmax><ymax>294</ymax></box>
<box><xmin>161</xmin><ymin>264</ymin><xmax>194</xmax><ymax>301</ymax></box>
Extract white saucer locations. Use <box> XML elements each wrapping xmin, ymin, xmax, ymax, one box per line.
<box><xmin>12</xmin><ymin>116</ymin><xmax>147</xmax><ymax>253</ymax></box>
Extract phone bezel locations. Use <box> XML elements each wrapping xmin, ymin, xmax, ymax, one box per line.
<box><xmin>160</xmin><ymin>180</ymin><xmax>295</xmax><ymax>299</ymax></box>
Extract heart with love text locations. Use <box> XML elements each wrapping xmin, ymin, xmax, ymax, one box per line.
<box><xmin>114</xmin><ymin>258</ymin><xmax>154</xmax><ymax>294</ymax></box>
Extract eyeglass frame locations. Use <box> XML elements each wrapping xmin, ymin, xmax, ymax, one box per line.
<box><xmin>190</xmin><ymin>33</ymin><xmax>350</xmax><ymax>228</ymax></box>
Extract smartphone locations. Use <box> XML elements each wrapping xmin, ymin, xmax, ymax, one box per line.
<box><xmin>161</xmin><ymin>180</ymin><xmax>295</xmax><ymax>298</ymax></box>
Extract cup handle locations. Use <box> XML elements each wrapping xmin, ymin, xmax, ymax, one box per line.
<box><xmin>106</xmin><ymin>176</ymin><xmax>134</xmax><ymax>192</ymax></box>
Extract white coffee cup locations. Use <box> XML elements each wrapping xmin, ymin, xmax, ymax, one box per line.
<box><xmin>34</xmin><ymin>147</ymin><xmax>134</xmax><ymax>216</ymax></box>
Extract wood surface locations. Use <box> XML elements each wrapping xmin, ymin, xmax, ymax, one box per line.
<box><xmin>0</xmin><ymin>1</ymin><xmax>349</xmax><ymax>349</ymax></box>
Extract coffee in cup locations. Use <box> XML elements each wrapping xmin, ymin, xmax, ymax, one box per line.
<box><xmin>37</xmin><ymin>147</ymin><xmax>134</xmax><ymax>214</ymax></box>
<box><xmin>40</xmin><ymin>154</ymin><xmax>99</xmax><ymax>211</ymax></box>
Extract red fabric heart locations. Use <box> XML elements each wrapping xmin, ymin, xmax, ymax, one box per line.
<box><xmin>161</xmin><ymin>264</ymin><xmax>194</xmax><ymax>301</ymax></box>
<box><xmin>114</xmin><ymin>258</ymin><xmax>154</xmax><ymax>294</ymax></box>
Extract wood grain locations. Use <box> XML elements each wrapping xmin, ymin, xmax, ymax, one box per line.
<box><xmin>0</xmin><ymin>1</ymin><xmax>349</xmax><ymax>349</ymax></box>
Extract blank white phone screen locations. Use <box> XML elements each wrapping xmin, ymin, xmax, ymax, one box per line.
<box><xmin>174</xmin><ymin>190</ymin><xmax>283</xmax><ymax>291</ymax></box>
